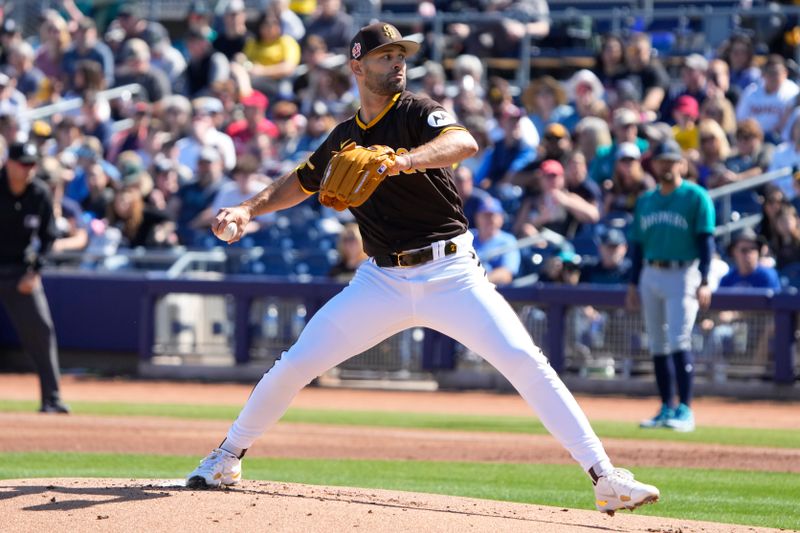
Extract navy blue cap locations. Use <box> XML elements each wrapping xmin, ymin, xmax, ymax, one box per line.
<box><xmin>598</xmin><ymin>227</ymin><xmax>627</xmax><ymax>246</ymax></box>
<box><xmin>651</xmin><ymin>139</ymin><xmax>683</xmax><ymax>162</ymax></box>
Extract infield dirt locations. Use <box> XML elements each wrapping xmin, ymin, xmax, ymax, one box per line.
<box><xmin>1</xmin><ymin>374</ymin><xmax>797</xmax><ymax>532</ymax></box>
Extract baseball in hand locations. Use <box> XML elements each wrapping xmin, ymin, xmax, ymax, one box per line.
<box><xmin>218</xmin><ymin>222</ymin><xmax>238</xmax><ymax>242</ymax></box>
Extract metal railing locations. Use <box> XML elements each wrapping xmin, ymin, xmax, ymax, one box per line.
<box><xmin>21</xmin><ymin>84</ymin><xmax>144</xmax><ymax>123</ymax></box>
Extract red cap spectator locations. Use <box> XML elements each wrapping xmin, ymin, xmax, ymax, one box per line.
<box><xmin>673</xmin><ymin>95</ymin><xmax>699</xmax><ymax>120</ymax></box>
<box><xmin>240</xmin><ymin>90</ymin><xmax>268</xmax><ymax>110</ymax></box>
<box><xmin>540</xmin><ymin>159</ymin><xmax>564</xmax><ymax>176</ymax></box>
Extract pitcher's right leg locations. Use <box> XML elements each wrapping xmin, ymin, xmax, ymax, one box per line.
<box><xmin>188</xmin><ymin>263</ymin><xmax>411</xmax><ymax>488</ymax></box>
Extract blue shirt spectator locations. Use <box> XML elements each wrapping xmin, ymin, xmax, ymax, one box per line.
<box><xmin>579</xmin><ymin>227</ymin><xmax>632</xmax><ymax>284</ymax></box>
<box><xmin>719</xmin><ymin>229</ymin><xmax>781</xmax><ymax>290</ymax></box>
<box><xmin>453</xmin><ymin>165</ymin><xmax>491</xmax><ymax>228</ymax></box>
<box><xmin>62</xmin><ymin>19</ymin><xmax>115</xmax><ymax>89</ymax></box>
<box><xmin>475</xmin><ymin>106</ymin><xmax>537</xmax><ymax>190</ymax></box>
<box><xmin>471</xmin><ymin>197</ymin><xmax>520</xmax><ymax>286</ymax></box>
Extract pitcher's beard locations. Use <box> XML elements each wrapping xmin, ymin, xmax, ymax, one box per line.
<box><xmin>366</xmin><ymin>75</ymin><xmax>406</xmax><ymax>96</ymax></box>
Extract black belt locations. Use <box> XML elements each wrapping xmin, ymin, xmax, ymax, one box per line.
<box><xmin>374</xmin><ymin>241</ymin><xmax>458</xmax><ymax>268</ymax></box>
<box><xmin>647</xmin><ymin>259</ymin><xmax>692</xmax><ymax>268</ymax></box>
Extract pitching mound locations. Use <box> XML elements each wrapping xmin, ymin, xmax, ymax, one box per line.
<box><xmin>1</xmin><ymin>478</ymin><xmax>780</xmax><ymax>533</ymax></box>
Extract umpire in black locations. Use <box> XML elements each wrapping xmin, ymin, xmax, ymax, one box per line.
<box><xmin>0</xmin><ymin>141</ymin><xmax>69</xmax><ymax>413</ymax></box>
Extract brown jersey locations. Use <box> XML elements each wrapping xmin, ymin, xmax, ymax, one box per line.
<box><xmin>296</xmin><ymin>91</ymin><xmax>469</xmax><ymax>257</ymax></box>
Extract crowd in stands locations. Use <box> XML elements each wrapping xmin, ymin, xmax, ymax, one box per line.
<box><xmin>1</xmin><ymin>0</ymin><xmax>799</xmax><ymax>289</ymax></box>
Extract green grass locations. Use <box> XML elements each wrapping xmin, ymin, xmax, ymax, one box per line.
<box><xmin>0</xmin><ymin>452</ymin><xmax>798</xmax><ymax>530</ymax></box>
<box><xmin>2</xmin><ymin>399</ymin><xmax>799</xmax><ymax>449</ymax></box>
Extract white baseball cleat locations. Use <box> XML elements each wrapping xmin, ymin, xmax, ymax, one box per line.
<box><xmin>594</xmin><ymin>468</ymin><xmax>660</xmax><ymax>516</ymax></box>
<box><xmin>186</xmin><ymin>448</ymin><xmax>242</xmax><ymax>489</ymax></box>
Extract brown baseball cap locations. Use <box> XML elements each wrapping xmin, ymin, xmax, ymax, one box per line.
<box><xmin>349</xmin><ymin>22</ymin><xmax>420</xmax><ymax>61</ymax></box>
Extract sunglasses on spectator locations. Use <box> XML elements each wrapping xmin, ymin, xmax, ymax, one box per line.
<box><xmin>544</xmin><ymin>134</ymin><xmax>563</xmax><ymax>142</ymax></box>
<box><xmin>543</xmin><ymin>173</ymin><xmax>560</xmax><ymax>179</ymax></box>
<box><xmin>700</xmin><ymin>136</ymin><xmax>716</xmax><ymax>143</ymax></box>
<box><xmin>618</xmin><ymin>157</ymin><xmax>636</xmax><ymax>163</ymax></box>
<box><xmin>736</xmin><ymin>133</ymin><xmax>756</xmax><ymax>141</ymax></box>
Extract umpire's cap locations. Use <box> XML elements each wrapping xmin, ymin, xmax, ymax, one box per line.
<box><xmin>350</xmin><ymin>22</ymin><xmax>420</xmax><ymax>60</ymax></box>
<box><xmin>8</xmin><ymin>141</ymin><xmax>39</xmax><ymax>165</ymax></box>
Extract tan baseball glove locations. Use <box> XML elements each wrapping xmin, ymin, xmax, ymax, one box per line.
<box><xmin>319</xmin><ymin>142</ymin><xmax>397</xmax><ymax>211</ymax></box>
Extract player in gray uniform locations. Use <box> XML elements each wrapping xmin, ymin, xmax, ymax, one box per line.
<box><xmin>186</xmin><ymin>21</ymin><xmax>660</xmax><ymax>515</ymax></box>
<box><xmin>626</xmin><ymin>140</ymin><xmax>715</xmax><ymax>432</ymax></box>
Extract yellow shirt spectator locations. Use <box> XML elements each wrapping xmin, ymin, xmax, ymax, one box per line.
<box><xmin>673</xmin><ymin>124</ymin><xmax>699</xmax><ymax>151</ymax></box>
<box><xmin>244</xmin><ymin>35</ymin><xmax>301</xmax><ymax>68</ymax></box>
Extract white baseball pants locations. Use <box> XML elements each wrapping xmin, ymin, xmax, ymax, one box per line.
<box><xmin>225</xmin><ymin>232</ymin><xmax>610</xmax><ymax>471</ymax></box>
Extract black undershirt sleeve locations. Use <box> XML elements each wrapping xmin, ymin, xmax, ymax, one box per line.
<box><xmin>629</xmin><ymin>241</ymin><xmax>643</xmax><ymax>286</ymax></box>
<box><xmin>696</xmin><ymin>232</ymin><xmax>714</xmax><ymax>283</ymax></box>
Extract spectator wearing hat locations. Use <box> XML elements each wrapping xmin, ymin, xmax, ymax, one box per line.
<box><xmin>521</xmin><ymin>76</ymin><xmax>577</xmax><ymax>139</ymax></box>
<box><xmin>172</xmin><ymin>145</ymin><xmax>226</xmax><ymax>245</ymax></box>
<box><xmin>226</xmin><ymin>90</ymin><xmax>279</xmax><ymax>153</ymax></box>
<box><xmin>304</xmin><ymin>0</ymin><xmax>353</xmax><ymax>54</ymax></box>
<box><xmin>737</xmin><ymin>55</ymin><xmax>799</xmax><ymax>144</ymax></box>
<box><xmin>567</xmin><ymin>70</ymin><xmax>606</xmax><ymax>124</ymax></box>
<box><xmin>0</xmin><ymin>142</ymin><xmax>69</xmax><ymax>413</ymax></box>
<box><xmin>242</xmin><ymin>6</ymin><xmax>301</xmax><ymax>99</ymax></box>
<box><xmin>113</xmin><ymin>38</ymin><xmax>172</xmax><ymax>105</ymax></box>
<box><xmin>589</xmin><ymin>107</ymin><xmax>648</xmax><ymax>185</ymax></box>
<box><xmin>214</xmin><ymin>0</ymin><xmax>251</xmax><ymax>60</ymax></box>
<box><xmin>176</xmin><ymin>100</ymin><xmax>236</xmax><ymax>173</ymax></box>
<box><xmin>514</xmin><ymin>159</ymin><xmax>600</xmax><ymax>239</ymax></box>
<box><xmin>180</xmin><ymin>28</ymin><xmax>230</xmax><ymax>99</ymax></box>
<box><xmin>0</xmin><ymin>18</ymin><xmax>23</xmax><ymax>66</ymax></box>
<box><xmin>471</xmin><ymin>196</ymin><xmax>521</xmax><ymax>286</ymax></box>
<box><xmin>614</xmin><ymin>33</ymin><xmax>670</xmax><ymax>114</ymax></box>
<box><xmin>661</xmin><ymin>54</ymin><xmax>709</xmax><ymax>124</ymax></box>
<box><xmin>511</xmin><ymin>123</ymin><xmax>574</xmax><ymax>191</ymax></box>
<box><xmin>453</xmin><ymin>164</ymin><xmax>492</xmax><ymax>228</ymax></box>
<box><xmin>603</xmin><ymin>142</ymin><xmax>655</xmax><ymax>216</ymax></box>
<box><xmin>719</xmin><ymin>228</ymin><xmax>780</xmax><ymax>289</ymax></box>
<box><xmin>289</xmin><ymin>100</ymin><xmax>335</xmax><ymax>162</ymax></box>
<box><xmin>580</xmin><ymin>227</ymin><xmax>632</xmax><ymax>284</ymax></box>
<box><xmin>6</xmin><ymin>41</ymin><xmax>45</xmax><ymax>102</ymax></box>
<box><xmin>62</xmin><ymin>18</ymin><xmax>115</xmax><ymax>90</ymax></box>
<box><xmin>475</xmin><ymin>104</ymin><xmax>538</xmax><ymax>191</ymax></box>
<box><xmin>184</xmin><ymin>0</ymin><xmax>217</xmax><ymax>45</ymax></box>
<box><xmin>671</xmin><ymin>95</ymin><xmax>700</xmax><ymax>152</ymax></box>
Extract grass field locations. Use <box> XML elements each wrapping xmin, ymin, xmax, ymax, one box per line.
<box><xmin>1</xmin><ymin>399</ymin><xmax>799</xmax><ymax>530</ymax></box>
<box><xmin>1</xmin><ymin>399</ymin><xmax>799</xmax><ymax>449</ymax></box>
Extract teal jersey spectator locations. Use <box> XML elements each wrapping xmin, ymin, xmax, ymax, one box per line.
<box><xmin>589</xmin><ymin>138</ymin><xmax>649</xmax><ymax>184</ymax></box>
<box><xmin>630</xmin><ymin>180</ymin><xmax>715</xmax><ymax>261</ymax></box>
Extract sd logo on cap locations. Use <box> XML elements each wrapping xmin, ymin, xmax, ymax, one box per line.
<box><xmin>350</xmin><ymin>22</ymin><xmax>421</xmax><ymax>60</ymax></box>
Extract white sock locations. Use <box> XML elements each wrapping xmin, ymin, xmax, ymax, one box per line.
<box><xmin>220</xmin><ymin>441</ymin><xmax>244</xmax><ymax>458</ymax></box>
<box><xmin>589</xmin><ymin>459</ymin><xmax>615</xmax><ymax>481</ymax></box>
